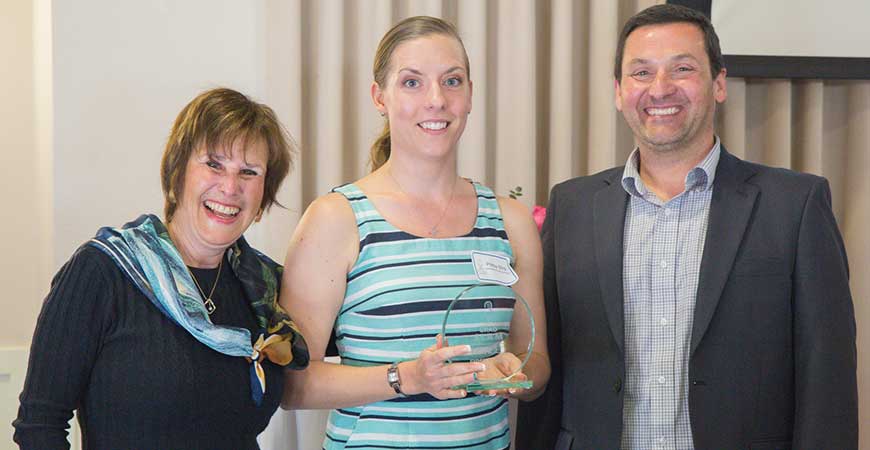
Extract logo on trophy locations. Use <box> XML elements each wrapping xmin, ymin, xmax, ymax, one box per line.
<box><xmin>440</xmin><ymin>251</ymin><xmax>535</xmax><ymax>392</ymax></box>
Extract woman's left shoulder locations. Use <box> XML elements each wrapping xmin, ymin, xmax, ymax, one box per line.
<box><xmin>495</xmin><ymin>195</ymin><xmax>532</xmax><ymax>223</ymax></box>
<box><xmin>494</xmin><ymin>196</ymin><xmax>543</xmax><ymax>267</ymax></box>
<box><xmin>467</xmin><ymin>182</ymin><xmax>537</xmax><ymax>237</ymax></box>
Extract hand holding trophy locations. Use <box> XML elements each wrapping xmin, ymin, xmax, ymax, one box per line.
<box><xmin>440</xmin><ymin>251</ymin><xmax>535</xmax><ymax>393</ymax></box>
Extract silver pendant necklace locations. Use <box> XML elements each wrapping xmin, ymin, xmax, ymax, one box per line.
<box><xmin>388</xmin><ymin>168</ymin><xmax>458</xmax><ymax>237</ymax></box>
<box><xmin>189</xmin><ymin>257</ymin><xmax>222</xmax><ymax>315</ymax></box>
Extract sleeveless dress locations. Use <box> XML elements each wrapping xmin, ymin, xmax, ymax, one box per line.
<box><xmin>324</xmin><ymin>182</ymin><xmax>516</xmax><ymax>450</ymax></box>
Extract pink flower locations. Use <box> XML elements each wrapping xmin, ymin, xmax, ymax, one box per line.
<box><xmin>532</xmin><ymin>205</ymin><xmax>546</xmax><ymax>232</ymax></box>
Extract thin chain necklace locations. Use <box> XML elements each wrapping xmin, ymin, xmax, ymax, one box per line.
<box><xmin>189</xmin><ymin>257</ymin><xmax>223</xmax><ymax>315</ymax></box>
<box><xmin>388</xmin><ymin>168</ymin><xmax>458</xmax><ymax>237</ymax></box>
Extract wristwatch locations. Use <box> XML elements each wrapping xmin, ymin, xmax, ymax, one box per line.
<box><xmin>387</xmin><ymin>361</ymin><xmax>404</xmax><ymax>396</ymax></box>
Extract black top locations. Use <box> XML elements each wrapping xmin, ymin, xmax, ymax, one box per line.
<box><xmin>13</xmin><ymin>245</ymin><xmax>284</xmax><ymax>449</ymax></box>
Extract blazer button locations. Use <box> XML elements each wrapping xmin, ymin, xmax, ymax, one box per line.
<box><xmin>613</xmin><ymin>377</ymin><xmax>623</xmax><ymax>393</ymax></box>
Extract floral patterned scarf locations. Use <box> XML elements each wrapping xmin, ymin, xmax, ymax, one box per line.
<box><xmin>88</xmin><ymin>214</ymin><xmax>309</xmax><ymax>405</ymax></box>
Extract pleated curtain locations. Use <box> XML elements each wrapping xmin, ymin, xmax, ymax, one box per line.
<box><xmin>252</xmin><ymin>2</ymin><xmax>870</xmax><ymax>449</ymax></box>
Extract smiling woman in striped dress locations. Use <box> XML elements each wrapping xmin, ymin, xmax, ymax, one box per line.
<box><xmin>279</xmin><ymin>16</ymin><xmax>550</xmax><ymax>450</ymax></box>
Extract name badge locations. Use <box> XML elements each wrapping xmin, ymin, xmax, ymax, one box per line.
<box><xmin>471</xmin><ymin>251</ymin><xmax>518</xmax><ymax>286</ymax></box>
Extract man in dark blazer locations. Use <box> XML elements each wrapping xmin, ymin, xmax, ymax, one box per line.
<box><xmin>515</xmin><ymin>4</ymin><xmax>858</xmax><ymax>449</ymax></box>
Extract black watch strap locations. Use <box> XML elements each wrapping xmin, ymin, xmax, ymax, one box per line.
<box><xmin>387</xmin><ymin>361</ymin><xmax>404</xmax><ymax>396</ymax></box>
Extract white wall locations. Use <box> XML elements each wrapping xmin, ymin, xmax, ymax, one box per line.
<box><xmin>51</xmin><ymin>0</ymin><xmax>268</xmax><ymax>264</ymax></box>
<box><xmin>0</xmin><ymin>0</ymin><xmax>42</xmax><ymax>348</ymax></box>
<box><xmin>0</xmin><ymin>1</ymin><xmax>321</xmax><ymax>448</ymax></box>
<box><xmin>0</xmin><ymin>0</ymin><xmax>48</xmax><ymax>444</ymax></box>
<box><xmin>713</xmin><ymin>0</ymin><xmax>870</xmax><ymax>58</ymax></box>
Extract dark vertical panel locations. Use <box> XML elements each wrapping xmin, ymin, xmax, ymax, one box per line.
<box><xmin>666</xmin><ymin>0</ymin><xmax>711</xmax><ymax>17</ymax></box>
<box><xmin>535</xmin><ymin>0</ymin><xmax>552</xmax><ymax>205</ymax></box>
<box><xmin>342</xmin><ymin>4</ymin><xmax>359</xmax><ymax>181</ymax></box>
<box><xmin>443</xmin><ymin>0</ymin><xmax>458</xmax><ymax>25</ymax></box>
<box><xmin>483</xmin><ymin>0</ymin><xmax>498</xmax><ymax>186</ymax></box>
<box><xmin>300</xmin><ymin>0</ymin><xmax>317</xmax><ymax>205</ymax></box>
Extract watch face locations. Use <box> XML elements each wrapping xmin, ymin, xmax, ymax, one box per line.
<box><xmin>388</xmin><ymin>363</ymin><xmax>400</xmax><ymax>384</ymax></box>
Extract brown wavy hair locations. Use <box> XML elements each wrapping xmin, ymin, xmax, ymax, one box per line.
<box><xmin>160</xmin><ymin>88</ymin><xmax>296</xmax><ymax>221</ymax></box>
<box><xmin>370</xmin><ymin>16</ymin><xmax>470</xmax><ymax>171</ymax></box>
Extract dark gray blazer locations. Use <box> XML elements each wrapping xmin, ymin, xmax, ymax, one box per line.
<box><xmin>516</xmin><ymin>148</ymin><xmax>857</xmax><ymax>450</ymax></box>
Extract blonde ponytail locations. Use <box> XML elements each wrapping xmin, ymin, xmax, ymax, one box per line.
<box><xmin>370</xmin><ymin>121</ymin><xmax>391</xmax><ymax>171</ymax></box>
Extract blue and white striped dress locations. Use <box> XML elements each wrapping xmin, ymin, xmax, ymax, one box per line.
<box><xmin>324</xmin><ymin>182</ymin><xmax>515</xmax><ymax>450</ymax></box>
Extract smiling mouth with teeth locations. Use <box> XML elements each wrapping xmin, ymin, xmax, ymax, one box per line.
<box><xmin>204</xmin><ymin>200</ymin><xmax>240</xmax><ymax>217</ymax></box>
<box><xmin>419</xmin><ymin>121</ymin><xmax>449</xmax><ymax>130</ymax></box>
<box><xmin>645</xmin><ymin>106</ymin><xmax>680</xmax><ymax>116</ymax></box>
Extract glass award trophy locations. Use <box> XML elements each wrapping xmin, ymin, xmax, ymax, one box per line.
<box><xmin>440</xmin><ymin>251</ymin><xmax>535</xmax><ymax>392</ymax></box>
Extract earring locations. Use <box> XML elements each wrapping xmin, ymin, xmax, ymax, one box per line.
<box><xmin>380</xmin><ymin>111</ymin><xmax>386</xmax><ymax>117</ymax></box>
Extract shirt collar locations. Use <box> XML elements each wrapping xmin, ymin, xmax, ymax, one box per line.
<box><xmin>621</xmin><ymin>136</ymin><xmax>721</xmax><ymax>199</ymax></box>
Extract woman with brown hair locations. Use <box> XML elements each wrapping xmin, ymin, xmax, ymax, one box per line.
<box><xmin>14</xmin><ymin>88</ymin><xmax>308</xmax><ymax>449</ymax></box>
<box><xmin>280</xmin><ymin>16</ymin><xmax>549</xmax><ymax>449</ymax></box>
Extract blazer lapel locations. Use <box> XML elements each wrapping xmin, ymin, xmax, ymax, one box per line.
<box><xmin>593</xmin><ymin>173</ymin><xmax>630</xmax><ymax>356</ymax></box>
<box><xmin>691</xmin><ymin>149</ymin><xmax>759</xmax><ymax>355</ymax></box>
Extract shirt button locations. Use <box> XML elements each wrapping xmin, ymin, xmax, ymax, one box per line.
<box><xmin>660</xmin><ymin>317</ymin><xmax>668</xmax><ymax>326</ymax></box>
<box><xmin>659</xmin><ymin>260</ymin><xmax>668</xmax><ymax>268</ymax></box>
<box><xmin>658</xmin><ymin>376</ymin><xmax>666</xmax><ymax>384</ymax></box>
<box><xmin>658</xmin><ymin>436</ymin><xmax>667</xmax><ymax>444</ymax></box>
<box><xmin>664</xmin><ymin>208</ymin><xmax>673</xmax><ymax>216</ymax></box>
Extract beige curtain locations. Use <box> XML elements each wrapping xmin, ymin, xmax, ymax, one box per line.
<box><xmin>256</xmin><ymin>1</ymin><xmax>869</xmax><ymax>448</ymax></box>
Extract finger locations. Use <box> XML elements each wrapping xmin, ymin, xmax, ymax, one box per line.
<box><xmin>499</xmin><ymin>376</ymin><xmax>530</xmax><ymax>398</ymax></box>
<box><xmin>436</xmin><ymin>388</ymin><xmax>468</xmax><ymax>400</ymax></box>
<box><xmin>482</xmin><ymin>386</ymin><xmax>514</xmax><ymax>396</ymax></box>
<box><xmin>421</xmin><ymin>346</ymin><xmax>470</xmax><ymax>370</ymax></box>
<box><xmin>496</xmin><ymin>358</ymin><xmax>513</xmax><ymax>374</ymax></box>
<box><xmin>442</xmin><ymin>361</ymin><xmax>486</xmax><ymax>377</ymax></box>
<box><xmin>441</xmin><ymin>373</ymin><xmax>479</xmax><ymax>391</ymax></box>
<box><xmin>423</xmin><ymin>334</ymin><xmax>447</xmax><ymax>354</ymax></box>
<box><xmin>488</xmin><ymin>388</ymin><xmax>519</xmax><ymax>399</ymax></box>
<box><xmin>497</xmin><ymin>353</ymin><xmax>521</xmax><ymax>371</ymax></box>
<box><xmin>510</xmin><ymin>371</ymin><xmax>528</xmax><ymax>382</ymax></box>
<box><xmin>479</xmin><ymin>388</ymin><xmax>501</xmax><ymax>396</ymax></box>
<box><xmin>440</xmin><ymin>333</ymin><xmax>449</xmax><ymax>348</ymax></box>
<box><xmin>434</xmin><ymin>344</ymin><xmax>472</xmax><ymax>361</ymax></box>
<box><xmin>424</xmin><ymin>336</ymin><xmax>441</xmax><ymax>353</ymax></box>
<box><xmin>499</xmin><ymin>359</ymin><xmax>525</xmax><ymax>380</ymax></box>
<box><xmin>435</xmin><ymin>333</ymin><xmax>450</xmax><ymax>349</ymax></box>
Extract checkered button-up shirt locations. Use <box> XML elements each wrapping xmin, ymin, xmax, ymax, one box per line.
<box><xmin>620</xmin><ymin>139</ymin><xmax>721</xmax><ymax>450</ymax></box>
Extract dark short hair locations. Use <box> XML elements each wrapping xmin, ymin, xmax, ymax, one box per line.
<box><xmin>614</xmin><ymin>4</ymin><xmax>725</xmax><ymax>81</ymax></box>
<box><xmin>160</xmin><ymin>88</ymin><xmax>295</xmax><ymax>221</ymax></box>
